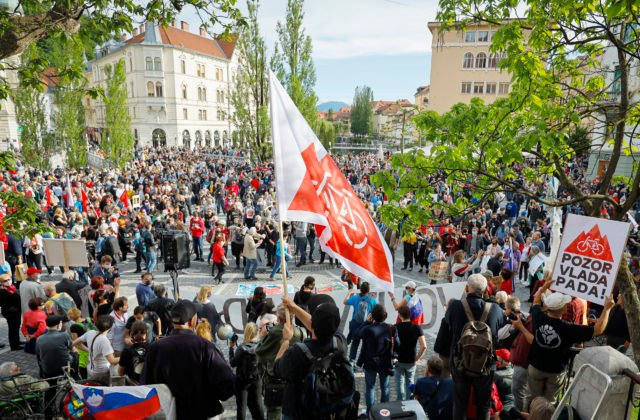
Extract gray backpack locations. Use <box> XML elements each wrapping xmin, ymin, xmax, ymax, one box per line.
<box><xmin>454</xmin><ymin>299</ymin><xmax>493</xmax><ymax>377</ymax></box>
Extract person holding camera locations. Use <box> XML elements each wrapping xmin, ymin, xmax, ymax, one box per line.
<box><xmin>243</xmin><ymin>227</ymin><xmax>264</xmax><ymax>280</ymax></box>
<box><xmin>357</xmin><ymin>304</ymin><xmax>400</xmax><ymax>415</ymax></box>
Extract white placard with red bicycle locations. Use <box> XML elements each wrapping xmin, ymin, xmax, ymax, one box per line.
<box><xmin>552</xmin><ymin>214</ymin><xmax>631</xmax><ymax>305</ymax></box>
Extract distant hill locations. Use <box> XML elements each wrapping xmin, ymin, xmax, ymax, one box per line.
<box><xmin>317</xmin><ymin>101</ymin><xmax>349</xmax><ymax>112</ymax></box>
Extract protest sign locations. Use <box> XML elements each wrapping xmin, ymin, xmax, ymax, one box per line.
<box><xmin>42</xmin><ymin>239</ymin><xmax>89</xmax><ymax>267</ymax></box>
<box><xmin>551</xmin><ymin>214</ymin><xmax>631</xmax><ymax>304</ymax></box>
<box><xmin>132</xmin><ymin>195</ymin><xmax>141</xmax><ymax>209</ymax></box>
<box><xmin>214</xmin><ymin>281</ymin><xmax>466</xmax><ymax>335</ymax></box>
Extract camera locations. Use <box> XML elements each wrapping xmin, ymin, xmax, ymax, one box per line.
<box><xmin>389</xmin><ymin>353</ymin><xmax>399</xmax><ymax>377</ymax></box>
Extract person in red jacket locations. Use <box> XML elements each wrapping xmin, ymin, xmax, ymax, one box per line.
<box><xmin>190</xmin><ymin>212</ymin><xmax>205</xmax><ymax>261</ymax></box>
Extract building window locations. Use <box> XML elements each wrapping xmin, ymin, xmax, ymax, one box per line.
<box><xmin>473</xmin><ymin>82</ymin><xmax>484</xmax><ymax>94</ymax></box>
<box><xmin>465</xmin><ymin>31</ymin><xmax>476</xmax><ymax>42</ymax></box>
<box><xmin>478</xmin><ymin>31</ymin><xmax>489</xmax><ymax>42</ymax></box>
<box><xmin>198</xmin><ymin>87</ymin><xmax>202</xmax><ymax>101</ymax></box>
<box><xmin>216</xmin><ymin>110</ymin><xmax>221</xmax><ymax>120</ymax></box>
<box><xmin>183</xmin><ymin>108</ymin><xmax>188</xmax><ymax>120</ymax></box>
<box><xmin>145</xmin><ymin>57</ymin><xmax>153</xmax><ymax>71</ymax></box>
<box><xmin>201</xmin><ymin>88</ymin><xmax>206</xmax><ymax>101</ymax></box>
<box><xmin>129</xmin><ymin>57</ymin><xmax>133</xmax><ymax>72</ymax></box>
<box><xmin>154</xmin><ymin>57</ymin><xmax>161</xmax><ymax>71</ymax></box>
<box><xmin>461</xmin><ymin>82</ymin><xmax>472</xmax><ymax>94</ymax></box>
<box><xmin>181</xmin><ymin>60</ymin><xmax>186</xmax><ymax>74</ymax></box>
<box><xmin>488</xmin><ymin>53</ymin><xmax>499</xmax><ymax>68</ymax></box>
<box><xmin>202</xmin><ymin>110</ymin><xmax>207</xmax><ymax>120</ymax></box>
<box><xmin>198</xmin><ymin>110</ymin><xmax>203</xmax><ymax>120</ymax></box>
<box><xmin>220</xmin><ymin>69</ymin><xmax>223</xmax><ymax>80</ymax></box>
<box><xmin>147</xmin><ymin>81</ymin><xmax>155</xmax><ymax>97</ymax></box>
<box><xmin>130</xmin><ymin>82</ymin><xmax>134</xmax><ymax>97</ymax></box>
<box><xmin>486</xmin><ymin>82</ymin><xmax>497</xmax><ymax>94</ymax></box>
<box><xmin>499</xmin><ymin>82</ymin><xmax>510</xmax><ymax>95</ymax></box>
<box><xmin>475</xmin><ymin>52</ymin><xmax>487</xmax><ymax>69</ymax></box>
<box><xmin>182</xmin><ymin>85</ymin><xmax>187</xmax><ymax>100</ymax></box>
<box><xmin>155</xmin><ymin>82</ymin><xmax>163</xmax><ymax>97</ymax></box>
<box><xmin>463</xmin><ymin>53</ymin><xmax>474</xmax><ymax>69</ymax></box>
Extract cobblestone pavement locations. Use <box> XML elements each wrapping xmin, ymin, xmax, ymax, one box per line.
<box><xmin>0</xmin><ymin>243</ymin><xmax>536</xmax><ymax>418</ymax></box>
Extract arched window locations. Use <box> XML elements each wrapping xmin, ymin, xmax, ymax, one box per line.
<box><xmin>202</xmin><ymin>88</ymin><xmax>206</xmax><ymax>101</ymax></box>
<box><xmin>214</xmin><ymin>130</ymin><xmax>220</xmax><ymax>146</ymax></box>
<box><xmin>475</xmin><ymin>52</ymin><xmax>487</xmax><ymax>69</ymax></box>
<box><xmin>183</xmin><ymin>130</ymin><xmax>191</xmax><ymax>149</ymax></box>
<box><xmin>129</xmin><ymin>57</ymin><xmax>133</xmax><ymax>72</ymax></box>
<box><xmin>488</xmin><ymin>53</ymin><xmax>499</xmax><ymax>68</ymax></box>
<box><xmin>182</xmin><ymin>85</ymin><xmax>187</xmax><ymax>100</ymax></box>
<box><xmin>155</xmin><ymin>82</ymin><xmax>163</xmax><ymax>97</ymax></box>
<box><xmin>154</xmin><ymin>57</ymin><xmax>161</xmax><ymax>71</ymax></box>
<box><xmin>145</xmin><ymin>57</ymin><xmax>153</xmax><ymax>71</ymax></box>
<box><xmin>205</xmin><ymin>130</ymin><xmax>211</xmax><ymax>147</ymax></box>
<box><xmin>147</xmin><ymin>81</ymin><xmax>155</xmax><ymax>97</ymax></box>
<box><xmin>220</xmin><ymin>91</ymin><xmax>224</xmax><ymax>103</ymax></box>
<box><xmin>152</xmin><ymin>129</ymin><xmax>167</xmax><ymax>147</ymax></box>
<box><xmin>195</xmin><ymin>130</ymin><xmax>202</xmax><ymax>147</ymax></box>
<box><xmin>181</xmin><ymin>60</ymin><xmax>186</xmax><ymax>74</ymax></box>
<box><xmin>197</xmin><ymin>87</ymin><xmax>202</xmax><ymax>100</ymax></box>
<box><xmin>463</xmin><ymin>53</ymin><xmax>474</xmax><ymax>69</ymax></box>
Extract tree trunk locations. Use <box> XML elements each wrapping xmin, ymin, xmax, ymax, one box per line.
<box><xmin>615</xmin><ymin>258</ymin><xmax>640</xmax><ymax>367</ymax></box>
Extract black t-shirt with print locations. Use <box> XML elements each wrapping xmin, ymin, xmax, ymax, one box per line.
<box><xmin>395</xmin><ymin>321</ymin><xmax>424</xmax><ymax>364</ymax></box>
<box><xmin>528</xmin><ymin>305</ymin><xmax>594</xmax><ymax>373</ymax></box>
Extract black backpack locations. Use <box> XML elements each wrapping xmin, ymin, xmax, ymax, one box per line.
<box><xmin>236</xmin><ymin>343</ymin><xmax>262</xmax><ymax>388</ymax></box>
<box><xmin>297</xmin><ymin>337</ymin><xmax>355</xmax><ymax>418</ymax></box>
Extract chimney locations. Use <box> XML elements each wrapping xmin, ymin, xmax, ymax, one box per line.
<box><xmin>132</xmin><ymin>28</ymin><xmax>139</xmax><ymax>37</ymax></box>
<box><xmin>121</xmin><ymin>34</ymin><xmax>127</xmax><ymax>41</ymax></box>
<box><xmin>140</xmin><ymin>24</ymin><xmax>145</xmax><ymax>33</ymax></box>
<box><xmin>172</xmin><ymin>19</ymin><xmax>177</xmax><ymax>27</ymax></box>
<box><xmin>180</xmin><ymin>21</ymin><xmax>189</xmax><ymax>31</ymax></box>
<box><xmin>199</xmin><ymin>26</ymin><xmax>206</xmax><ymax>37</ymax></box>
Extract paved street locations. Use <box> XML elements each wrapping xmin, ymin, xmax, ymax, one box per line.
<box><xmin>0</xmin><ymin>243</ymin><xmax>534</xmax><ymax>418</ymax></box>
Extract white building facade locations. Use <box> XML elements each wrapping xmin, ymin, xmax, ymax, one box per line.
<box><xmin>86</xmin><ymin>21</ymin><xmax>238</xmax><ymax>149</ymax></box>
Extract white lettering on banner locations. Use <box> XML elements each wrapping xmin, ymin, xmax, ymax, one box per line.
<box><xmin>551</xmin><ymin>214</ymin><xmax>631</xmax><ymax>305</ymax></box>
<box><xmin>213</xmin><ymin>282</ymin><xmax>466</xmax><ymax>335</ymax></box>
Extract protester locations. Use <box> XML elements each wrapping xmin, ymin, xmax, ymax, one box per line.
<box><xmin>344</xmin><ymin>281</ymin><xmax>378</xmax><ymax>363</ymax></box>
<box><xmin>21</xmin><ymin>297</ymin><xmax>47</xmax><ymax>354</ymax></box>
<box><xmin>212</xmin><ymin>234</ymin><xmax>229</xmax><ymax>284</ymax></box>
<box><xmin>394</xmin><ymin>305</ymin><xmax>427</xmax><ymax>400</ymax></box>
<box><xmin>412</xmin><ymin>356</ymin><xmax>454</xmax><ymax>419</ymax></box>
<box><xmin>19</xmin><ymin>267</ymin><xmax>45</xmax><ymax>316</ymax></box>
<box><xmin>0</xmin><ymin>362</ymin><xmax>49</xmax><ymax>396</ymax></box>
<box><xmin>36</xmin><ymin>315</ymin><xmax>73</xmax><ymax>378</ymax></box>
<box><xmin>67</xmin><ymin>307</ymin><xmax>95</xmax><ymax>379</ymax></box>
<box><xmin>194</xmin><ymin>285</ymin><xmax>222</xmax><ymax>335</ymax></box>
<box><xmin>135</xmin><ymin>272</ymin><xmax>155</xmax><ymax>308</ymax></box>
<box><xmin>55</xmin><ymin>270</ymin><xmax>85</xmax><ymax>309</ymax></box>
<box><xmin>108</xmin><ymin>296</ymin><xmax>129</xmax><ymax>356</ymax></box>
<box><xmin>142</xmin><ymin>299</ymin><xmax>236</xmax><ymax>420</ymax></box>
<box><xmin>230</xmin><ymin>322</ymin><xmax>265</xmax><ymax>420</ymax></box>
<box><xmin>293</xmin><ymin>276</ymin><xmax>315</xmax><ymax>329</ymax></box>
<box><xmin>390</xmin><ymin>280</ymin><xmax>424</xmax><ymax>325</ymax></box>
<box><xmin>0</xmin><ymin>268</ymin><xmax>22</xmax><ymax>350</ymax></box>
<box><xmin>246</xmin><ymin>286</ymin><xmax>267</xmax><ymax>324</ymax></box>
<box><xmin>117</xmin><ymin>319</ymin><xmax>148</xmax><ymax>384</ymax></box>
<box><xmin>74</xmin><ymin>315</ymin><xmax>119</xmax><ymax>385</ymax></box>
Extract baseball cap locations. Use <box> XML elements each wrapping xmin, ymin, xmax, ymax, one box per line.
<box><xmin>496</xmin><ymin>349</ymin><xmax>511</xmax><ymax>362</ymax></box>
<box><xmin>311</xmin><ymin>302</ymin><xmax>340</xmax><ymax>340</ymax></box>
<box><xmin>45</xmin><ymin>315</ymin><xmax>65</xmax><ymax>327</ymax></box>
<box><xmin>0</xmin><ymin>262</ymin><xmax>11</xmax><ymax>275</ymax></box>
<box><xmin>544</xmin><ymin>292</ymin><xmax>572</xmax><ymax>311</ymax></box>
<box><xmin>171</xmin><ymin>300</ymin><xmax>200</xmax><ymax>324</ymax></box>
<box><xmin>405</xmin><ymin>281</ymin><xmax>417</xmax><ymax>290</ymax></box>
<box><xmin>27</xmin><ymin>267</ymin><xmax>42</xmax><ymax>276</ymax></box>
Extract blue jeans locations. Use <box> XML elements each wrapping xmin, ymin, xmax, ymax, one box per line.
<box><xmin>192</xmin><ymin>236</ymin><xmax>203</xmax><ymax>259</ymax></box>
<box><xmin>364</xmin><ymin>369</ymin><xmax>390</xmax><ymax>414</ymax></box>
<box><xmin>145</xmin><ymin>250</ymin><xmax>157</xmax><ymax>273</ymax></box>
<box><xmin>295</xmin><ymin>237</ymin><xmax>307</xmax><ymax>264</ymax></box>
<box><xmin>270</xmin><ymin>257</ymin><xmax>289</xmax><ymax>278</ymax></box>
<box><xmin>349</xmin><ymin>334</ymin><xmax>361</xmax><ymax>362</ymax></box>
<box><xmin>244</xmin><ymin>258</ymin><xmax>258</xmax><ymax>278</ymax></box>
<box><xmin>395</xmin><ymin>362</ymin><xmax>416</xmax><ymax>401</ymax></box>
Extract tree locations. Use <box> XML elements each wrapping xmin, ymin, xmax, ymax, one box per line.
<box><xmin>0</xmin><ymin>0</ymin><xmax>244</xmax><ymax>101</ymax></box>
<box><xmin>230</xmin><ymin>0</ymin><xmax>270</xmax><ymax>162</ymax></box>
<box><xmin>327</xmin><ymin>108</ymin><xmax>334</xmax><ymax>121</ymax></box>
<box><xmin>373</xmin><ymin>0</ymin><xmax>640</xmax><ymax>364</ymax></box>
<box><xmin>350</xmin><ymin>85</ymin><xmax>374</xmax><ymax>137</ymax></box>
<box><xmin>270</xmin><ymin>0</ymin><xmax>318</xmax><ymax>126</ymax></box>
<box><xmin>314</xmin><ymin>119</ymin><xmax>336</xmax><ymax>149</ymax></box>
<box><xmin>103</xmin><ymin>59</ymin><xmax>133</xmax><ymax>166</ymax></box>
<box><xmin>15</xmin><ymin>83</ymin><xmax>54</xmax><ymax>170</ymax></box>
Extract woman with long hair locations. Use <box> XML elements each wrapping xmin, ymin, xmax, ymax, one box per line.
<box><xmin>230</xmin><ymin>323</ymin><xmax>265</xmax><ymax>420</ymax></box>
<box><xmin>194</xmin><ymin>285</ymin><xmax>222</xmax><ymax>336</ymax></box>
<box><xmin>117</xmin><ymin>320</ymin><xmax>148</xmax><ymax>384</ymax></box>
<box><xmin>246</xmin><ymin>286</ymin><xmax>266</xmax><ymax>324</ymax></box>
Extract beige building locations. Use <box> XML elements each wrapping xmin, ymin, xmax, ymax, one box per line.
<box><xmin>414</xmin><ymin>85</ymin><xmax>430</xmax><ymax>110</ymax></box>
<box><xmin>427</xmin><ymin>21</ymin><xmax>524</xmax><ymax>114</ymax></box>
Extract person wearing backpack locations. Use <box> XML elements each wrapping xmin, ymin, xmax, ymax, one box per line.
<box><xmin>43</xmin><ymin>282</ymin><xmax>76</xmax><ymax>316</ymax></box>
<box><xmin>444</xmin><ymin>274</ymin><xmax>506</xmax><ymax>420</ymax></box>
<box><xmin>118</xmin><ymin>320</ymin><xmax>148</xmax><ymax>384</ymax></box>
<box><xmin>230</xmin><ymin>322</ymin><xmax>265</xmax><ymax>420</ymax></box>
<box><xmin>274</xmin><ymin>297</ymin><xmax>357</xmax><ymax>420</ymax></box>
<box><xmin>343</xmin><ymin>282</ymin><xmax>378</xmax><ymax>363</ymax></box>
<box><xmin>357</xmin><ymin>304</ymin><xmax>399</xmax><ymax>415</ymax></box>
<box><xmin>67</xmin><ymin>307</ymin><xmax>97</xmax><ymax>379</ymax></box>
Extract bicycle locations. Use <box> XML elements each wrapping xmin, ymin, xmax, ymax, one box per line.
<box><xmin>577</xmin><ymin>236</ymin><xmax>605</xmax><ymax>256</ymax></box>
<box><xmin>0</xmin><ymin>366</ymin><xmax>105</xmax><ymax>419</ymax></box>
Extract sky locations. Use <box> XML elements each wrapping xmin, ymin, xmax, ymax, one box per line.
<box><xmin>182</xmin><ymin>0</ymin><xmax>438</xmax><ymax>104</ymax></box>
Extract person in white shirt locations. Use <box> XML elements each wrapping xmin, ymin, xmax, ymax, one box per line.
<box><xmin>74</xmin><ymin>315</ymin><xmax>119</xmax><ymax>385</ymax></box>
<box><xmin>108</xmin><ymin>297</ymin><xmax>129</xmax><ymax>355</ymax></box>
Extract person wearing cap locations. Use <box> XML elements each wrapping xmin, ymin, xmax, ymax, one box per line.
<box><xmin>36</xmin><ymin>315</ymin><xmax>73</xmax><ymax>378</ymax></box>
<box><xmin>526</xmin><ymin>280</ymin><xmax>614</xmax><ymax>406</ymax></box>
<box><xmin>0</xmin><ymin>265</ymin><xmax>21</xmax><ymax>350</ymax></box>
<box><xmin>444</xmin><ymin>273</ymin><xmax>507</xmax><ymax>420</ymax></box>
<box><xmin>494</xmin><ymin>349</ymin><xmax>514</xmax><ymax>414</ymax></box>
<box><xmin>389</xmin><ymin>280</ymin><xmax>424</xmax><ymax>325</ymax></box>
<box><xmin>55</xmin><ymin>270</ymin><xmax>85</xmax><ymax>309</ymax></box>
<box><xmin>274</xmin><ymin>296</ymin><xmax>353</xmax><ymax>419</ymax></box>
<box><xmin>141</xmin><ymin>299</ymin><xmax>235</xmax><ymax>420</ymax></box>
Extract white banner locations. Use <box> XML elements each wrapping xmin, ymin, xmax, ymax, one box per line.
<box><xmin>212</xmin><ymin>282</ymin><xmax>466</xmax><ymax>336</ymax></box>
<box><xmin>551</xmin><ymin>214</ymin><xmax>631</xmax><ymax>304</ymax></box>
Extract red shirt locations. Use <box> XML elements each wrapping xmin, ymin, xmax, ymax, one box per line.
<box><xmin>190</xmin><ymin>218</ymin><xmax>205</xmax><ymax>238</ymax></box>
<box><xmin>213</xmin><ymin>243</ymin><xmax>225</xmax><ymax>264</ymax></box>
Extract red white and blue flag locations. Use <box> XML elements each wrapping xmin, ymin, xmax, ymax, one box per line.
<box><xmin>269</xmin><ymin>71</ymin><xmax>394</xmax><ymax>291</ymax></box>
<box><xmin>71</xmin><ymin>384</ymin><xmax>161</xmax><ymax>420</ymax></box>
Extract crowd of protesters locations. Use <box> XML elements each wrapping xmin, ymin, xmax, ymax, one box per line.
<box><xmin>0</xmin><ymin>145</ymin><xmax>637</xmax><ymax>419</ymax></box>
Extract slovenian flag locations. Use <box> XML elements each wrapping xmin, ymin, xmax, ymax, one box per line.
<box><xmin>71</xmin><ymin>384</ymin><xmax>161</xmax><ymax>420</ymax></box>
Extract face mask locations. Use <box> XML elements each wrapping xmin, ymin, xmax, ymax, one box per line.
<box><xmin>103</xmin><ymin>264</ymin><xmax>111</xmax><ymax>270</ymax></box>
<box><xmin>2</xmin><ymin>281</ymin><xmax>11</xmax><ymax>287</ymax></box>
<box><xmin>36</xmin><ymin>275</ymin><xmax>41</xmax><ymax>282</ymax></box>
<box><xmin>472</xmin><ymin>231</ymin><xmax>477</xmax><ymax>237</ymax></box>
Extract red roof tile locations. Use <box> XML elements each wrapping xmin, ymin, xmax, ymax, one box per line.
<box><xmin>125</xmin><ymin>25</ymin><xmax>236</xmax><ymax>59</ymax></box>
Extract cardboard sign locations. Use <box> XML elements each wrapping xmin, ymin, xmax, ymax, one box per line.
<box><xmin>42</xmin><ymin>239</ymin><xmax>90</xmax><ymax>267</ymax></box>
<box><xmin>0</xmin><ymin>246</ymin><xmax>4</xmax><ymax>265</ymax></box>
<box><xmin>213</xmin><ymin>282</ymin><xmax>466</xmax><ymax>335</ymax></box>
<box><xmin>551</xmin><ymin>214</ymin><xmax>631</xmax><ymax>304</ymax></box>
<box><xmin>131</xmin><ymin>195</ymin><xmax>141</xmax><ymax>209</ymax></box>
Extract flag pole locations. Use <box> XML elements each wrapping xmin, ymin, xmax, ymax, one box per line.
<box><xmin>278</xmin><ymin>220</ymin><xmax>288</xmax><ymax>299</ymax></box>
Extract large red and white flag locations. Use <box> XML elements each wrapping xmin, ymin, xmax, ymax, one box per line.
<box><xmin>269</xmin><ymin>71</ymin><xmax>394</xmax><ymax>291</ymax></box>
